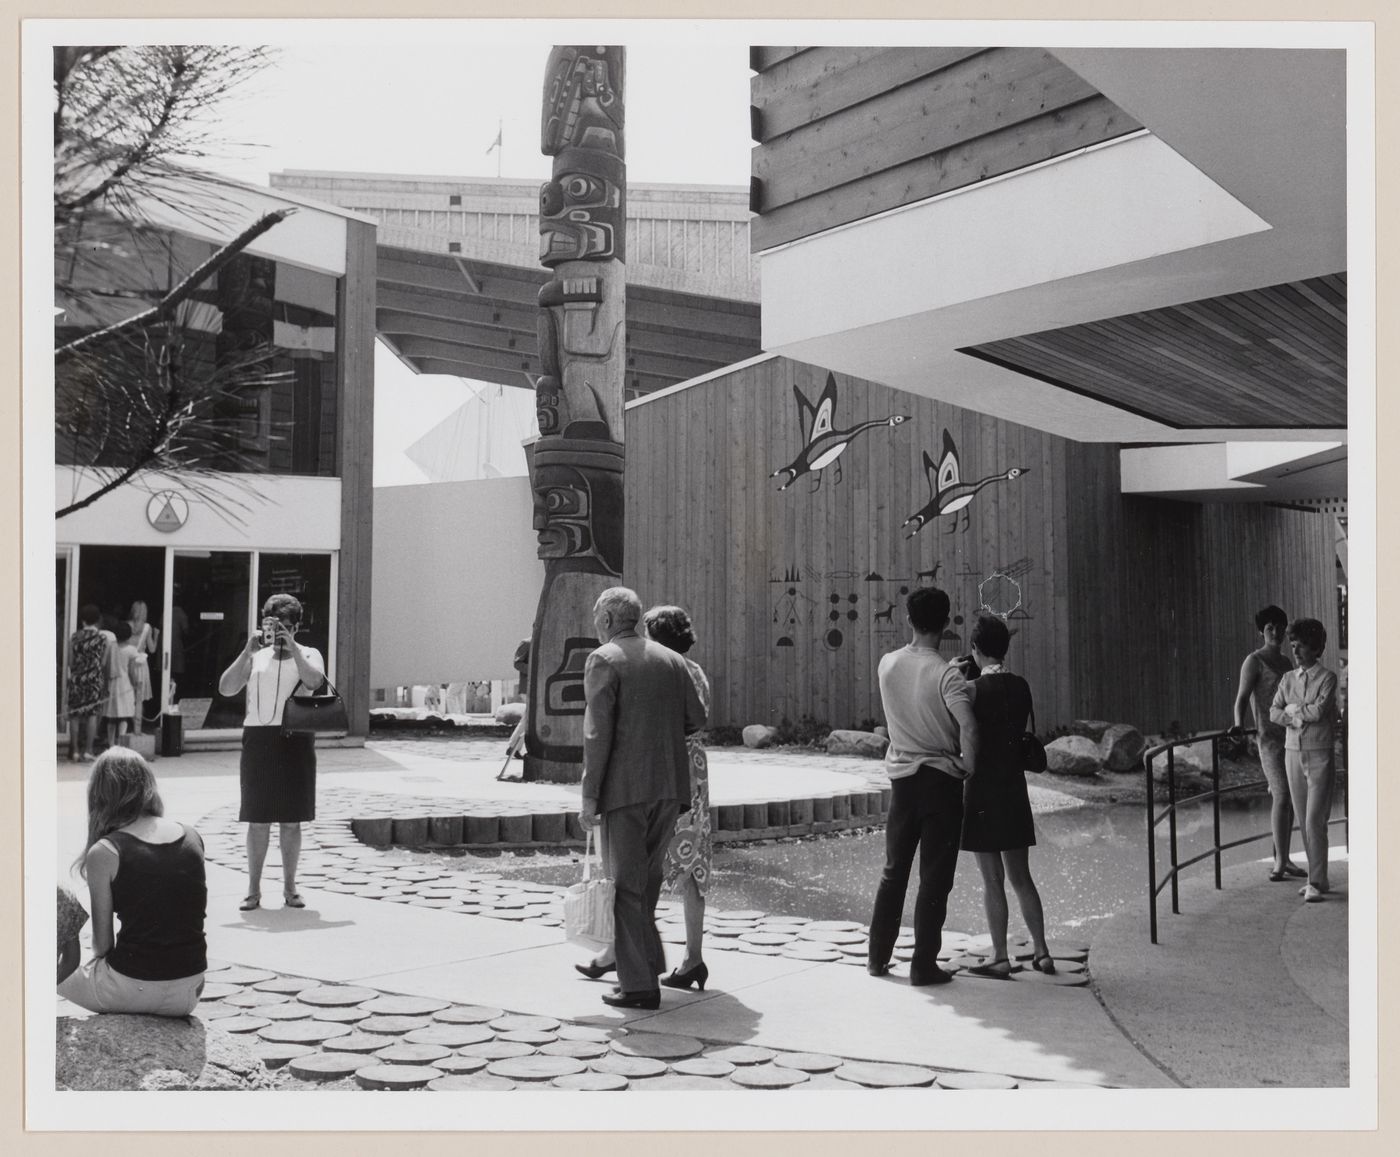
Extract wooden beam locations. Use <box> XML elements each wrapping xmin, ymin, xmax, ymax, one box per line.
<box><xmin>409</xmin><ymin>356</ymin><xmax>680</xmax><ymax>396</ymax></box>
<box><xmin>393</xmin><ymin>335</ymin><xmax>710</xmax><ymax>382</ymax></box>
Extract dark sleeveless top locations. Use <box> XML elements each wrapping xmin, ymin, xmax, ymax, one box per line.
<box><xmin>105</xmin><ymin>824</ymin><xmax>207</xmax><ymax>980</ymax></box>
<box><xmin>961</xmin><ymin>671</ymin><xmax>1037</xmax><ymax>852</ymax></box>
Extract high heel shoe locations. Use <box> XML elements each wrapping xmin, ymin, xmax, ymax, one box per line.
<box><xmin>661</xmin><ymin>961</ymin><xmax>708</xmax><ymax>991</ymax></box>
<box><xmin>574</xmin><ymin>959</ymin><xmax>616</xmax><ymax>980</ymax></box>
<box><xmin>1030</xmin><ymin>953</ymin><xmax>1057</xmax><ymax>975</ymax></box>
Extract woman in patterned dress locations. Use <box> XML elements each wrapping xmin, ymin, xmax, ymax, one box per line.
<box><xmin>646</xmin><ymin>605</ymin><xmax>713</xmax><ymax>992</ymax></box>
<box><xmin>66</xmin><ymin>603</ymin><xmax>109</xmax><ymax>762</ymax></box>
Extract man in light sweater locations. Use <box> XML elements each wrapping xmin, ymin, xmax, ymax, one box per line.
<box><xmin>867</xmin><ymin>587</ymin><xmax>979</xmax><ymax>985</ymax></box>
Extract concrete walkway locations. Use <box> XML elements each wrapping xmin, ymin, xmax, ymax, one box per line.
<box><xmin>55</xmin><ymin>739</ymin><xmax>1347</xmax><ymax>1090</ymax></box>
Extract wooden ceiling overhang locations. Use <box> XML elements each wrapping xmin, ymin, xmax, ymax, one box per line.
<box><xmin>960</xmin><ymin>274</ymin><xmax>1346</xmax><ymax>431</ymax></box>
<box><xmin>374</xmin><ymin>245</ymin><xmax>763</xmax><ymax>398</ymax></box>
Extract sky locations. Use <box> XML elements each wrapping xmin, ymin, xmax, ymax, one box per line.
<box><xmin>189</xmin><ymin>36</ymin><xmax>756</xmax><ymax>485</ymax></box>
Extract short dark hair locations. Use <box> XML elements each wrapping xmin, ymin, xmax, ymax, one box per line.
<box><xmin>906</xmin><ymin>587</ymin><xmax>950</xmax><ymax>635</ymax></box>
<box><xmin>970</xmin><ymin>614</ymin><xmax>1010</xmax><ymax>661</ymax></box>
<box><xmin>112</xmin><ymin>620</ymin><xmax>133</xmax><ymax>644</ymax></box>
<box><xmin>1255</xmin><ymin>605</ymin><xmax>1288</xmax><ymax>632</ymax></box>
<box><xmin>262</xmin><ymin>593</ymin><xmax>303</xmax><ymax>624</ymax></box>
<box><xmin>79</xmin><ymin>603</ymin><xmax>101</xmax><ymax>626</ymax></box>
<box><xmin>1287</xmin><ymin>618</ymin><xmax>1327</xmax><ymax>653</ymax></box>
<box><xmin>644</xmin><ymin>605</ymin><xmax>696</xmax><ymax>654</ymax></box>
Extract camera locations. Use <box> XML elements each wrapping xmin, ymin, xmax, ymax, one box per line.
<box><xmin>954</xmin><ymin>653</ymin><xmax>981</xmax><ymax>679</ymax></box>
<box><xmin>260</xmin><ymin>618</ymin><xmax>278</xmax><ymax>646</ymax></box>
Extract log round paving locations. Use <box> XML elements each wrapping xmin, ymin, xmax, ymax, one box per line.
<box><xmin>299</xmin><ymin>985</ymin><xmax>381</xmax><ymax>1007</ymax></box>
<box><xmin>430</xmin><ymin>1055</ymin><xmax>491</xmax><ymax>1074</ymax></box>
<box><xmin>359</xmin><ymin>1014</ymin><xmax>432</xmax><ymax>1034</ymax></box>
<box><xmin>373</xmin><ymin>1042</ymin><xmax>453</xmax><ymax>1065</ymax></box>
<box><xmin>610</xmin><ymin>1033</ymin><xmax>704</xmax><ymax>1060</ymax></box>
<box><xmin>556</xmin><ymin>1024</ymin><xmax>616</xmax><ymax>1043</ymax></box>
<box><xmin>457</xmin><ymin>1039</ymin><xmax>537</xmax><ymax>1060</ymax></box>
<box><xmin>806</xmin><ymin>920</ymin><xmax>864</xmax><ymax>932</ymax></box>
<box><xmin>260</xmin><ymin>1003</ymin><xmax>314</xmax><ymax>1021</ymax></box>
<box><xmin>215</xmin><ymin>1015</ymin><xmax>272</xmax><ymax>1034</ymax></box>
<box><xmin>739</xmin><ymin>932</ymin><xmax>792</xmax><ymax>946</ymax></box>
<box><xmin>936</xmin><ymin>1071</ymin><xmax>1020</xmax><ymax>1090</ymax></box>
<box><xmin>225</xmin><ymin>989</ymin><xmax>291</xmax><ymax>1009</ymax></box>
<box><xmin>487</xmin><ymin>1055</ymin><xmax>587</xmax><ymax>1081</ymax></box>
<box><xmin>428</xmin><ymin>1073</ymin><xmax>516</xmax><ymax>1091</ymax></box>
<box><xmin>208</xmin><ymin>966</ymin><xmax>276</xmax><ymax>985</ymax></box>
<box><xmin>540</xmin><ymin>1039</ymin><xmax>611</xmax><ymax>1060</ymax></box>
<box><xmin>1020</xmin><ymin>970</ymin><xmax>1090</xmax><ymax>987</ymax></box>
<box><xmin>835</xmin><ymin>1061</ymin><xmax>939</xmax><ymax>1088</ymax></box>
<box><xmin>773</xmin><ymin>1052</ymin><xmax>842</xmax><ymax>1073</ymax></box>
<box><xmin>730</xmin><ymin>1064</ymin><xmax>810</xmax><ymax>1089</ymax></box>
<box><xmin>257</xmin><ymin>1019</ymin><xmax>354</xmax><ymax>1044</ymax></box>
<box><xmin>553</xmin><ymin>1071</ymin><xmax>629</xmax><ymax>1091</ymax></box>
<box><xmin>489</xmin><ymin>1013</ymin><xmax>560</xmax><ymax>1033</ymax></box>
<box><xmin>252</xmin><ymin>1040</ymin><xmax>319</xmax><ymax>1068</ymax></box>
<box><xmin>355</xmin><ymin>1064</ymin><xmax>441</xmax><ymax>1090</ymax></box>
<box><xmin>798</xmin><ymin>927</ymin><xmax>867</xmax><ymax>945</ymax></box>
<box><xmin>196</xmin><ymin>1003</ymin><xmax>243</xmax><ymax>1020</ymax></box>
<box><xmin>498</xmin><ymin>1029</ymin><xmax>558</xmax><ymax>1046</ymax></box>
<box><xmin>670</xmin><ymin>1057</ymin><xmax>736</xmax><ymax>1078</ymax></box>
<box><xmin>288</xmin><ymin>1052</ymin><xmax>370</xmax><ymax>1081</ymax></box>
<box><xmin>434</xmin><ymin>1004</ymin><xmax>504</xmax><ymax>1024</ymax></box>
<box><xmin>253</xmin><ymin>976</ymin><xmax>319</xmax><ymax>995</ymax></box>
<box><xmin>199</xmin><ymin>982</ymin><xmax>242</xmax><ymax>1001</ymax></box>
<box><xmin>405</xmin><ymin>1024</ymin><xmax>496</xmax><ymax>1048</ymax></box>
<box><xmin>321</xmin><ymin>1031</ymin><xmax>397</xmax><ymax>1054</ymax></box>
<box><xmin>360</xmin><ymin>995</ymin><xmax>450</xmax><ymax>1016</ymax></box>
<box><xmin>310</xmin><ymin>1005</ymin><xmax>373</xmax><ymax>1023</ymax></box>
<box><xmin>590</xmin><ymin>1054</ymin><xmax>668</xmax><ymax>1079</ymax></box>
<box><xmin>781</xmin><ymin>944</ymin><xmax>842</xmax><ymax>962</ymax></box>
<box><xmin>738</xmin><ymin>942</ymin><xmax>785</xmax><ymax>955</ymax></box>
<box><xmin>706</xmin><ymin>1044</ymin><xmax>775</xmax><ymax>1066</ymax></box>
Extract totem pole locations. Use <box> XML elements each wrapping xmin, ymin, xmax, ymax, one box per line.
<box><xmin>523</xmin><ymin>46</ymin><xmax>627</xmax><ymax>783</ymax></box>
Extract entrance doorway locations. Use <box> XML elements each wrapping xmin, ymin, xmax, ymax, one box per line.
<box><xmin>171</xmin><ymin>551</ymin><xmax>251</xmax><ymax>730</ymax></box>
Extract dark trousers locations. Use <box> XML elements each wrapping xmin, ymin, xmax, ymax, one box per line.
<box><xmin>602</xmin><ymin>799</ymin><xmax>680</xmax><ymax>994</ymax></box>
<box><xmin>868</xmin><ymin>765</ymin><xmax>965</xmax><ymax>977</ymax></box>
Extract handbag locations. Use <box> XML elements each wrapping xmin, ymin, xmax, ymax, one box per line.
<box><xmin>282</xmin><ymin>677</ymin><xmax>349</xmax><ymax>737</ymax></box>
<box><xmin>1017</xmin><ymin>706</ymin><xmax>1048</xmax><ymax>774</ymax></box>
<box><xmin>563</xmin><ymin>829</ymin><xmax>615</xmax><ymax>951</ymax></box>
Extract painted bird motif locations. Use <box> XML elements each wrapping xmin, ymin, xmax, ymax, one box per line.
<box><xmin>903</xmin><ymin>429</ymin><xmax>1028</xmax><ymax>537</ymax></box>
<box><xmin>771</xmin><ymin>373</ymin><xmax>908</xmax><ymax>493</ymax></box>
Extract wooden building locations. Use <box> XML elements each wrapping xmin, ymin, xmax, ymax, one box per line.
<box><xmin>625</xmin><ymin>355</ymin><xmax>1338</xmax><ymax>736</ymax></box>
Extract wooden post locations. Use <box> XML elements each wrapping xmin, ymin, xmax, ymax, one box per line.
<box><xmin>523</xmin><ymin>46</ymin><xmax>627</xmax><ymax>783</ymax></box>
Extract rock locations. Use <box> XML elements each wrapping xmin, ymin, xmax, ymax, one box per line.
<box><xmin>1045</xmin><ymin>735</ymin><xmax>1103</xmax><ymax>777</ymax></box>
<box><xmin>1099</xmin><ymin>723</ymin><xmax>1147</xmax><ymax>772</ymax></box>
<box><xmin>742</xmin><ymin>724</ymin><xmax>779</xmax><ymax>749</ymax></box>
<box><xmin>1149</xmin><ymin>742</ymin><xmax>1209</xmax><ymax>784</ymax></box>
<box><xmin>494</xmin><ymin>702</ymin><xmax>525</xmax><ymax>726</ymax></box>
<box><xmin>1068</xmin><ymin>720</ymin><xmax>1114</xmax><ymax>742</ymax></box>
<box><xmin>56</xmin><ymin>1014</ymin><xmax>277</xmax><ymax>1091</ymax></box>
<box><xmin>824</xmin><ymin>729</ymin><xmax>889</xmax><ymax>758</ymax></box>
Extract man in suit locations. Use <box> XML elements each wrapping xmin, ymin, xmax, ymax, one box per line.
<box><xmin>578</xmin><ymin>587</ymin><xmax>707</xmax><ymax>1009</ymax></box>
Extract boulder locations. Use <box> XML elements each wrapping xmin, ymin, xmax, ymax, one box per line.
<box><xmin>742</xmin><ymin>724</ymin><xmax>780</xmax><ymax>749</ymax></box>
<box><xmin>824</xmin><ymin>729</ymin><xmax>889</xmax><ymax>758</ymax></box>
<box><xmin>1147</xmin><ymin>741</ymin><xmax>1208</xmax><ymax>784</ymax></box>
<box><xmin>494</xmin><ymin>702</ymin><xmax>524</xmax><ymax>726</ymax></box>
<box><xmin>1099</xmin><ymin>723</ymin><xmax>1147</xmax><ymax>772</ymax></box>
<box><xmin>1068</xmin><ymin>720</ymin><xmax>1114</xmax><ymax>743</ymax></box>
<box><xmin>56</xmin><ymin>1014</ymin><xmax>277</xmax><ymax>1091</ymax></box>
<box><xmin>1045</xmin><ymin>735</ymin><xmax>1103</xmax><ymax>777</ymax></box>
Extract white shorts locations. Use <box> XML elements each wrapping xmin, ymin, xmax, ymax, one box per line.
<box><xmin>58</xmin><ymin>957</ymin><xmax>204</xmax><ymax>1018</ymax></box>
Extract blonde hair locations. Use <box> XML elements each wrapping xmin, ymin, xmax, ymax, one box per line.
<box><xmin>73</xmin><ymin>749</ymin><xmax>164</xmax><ymax>877</ymax></box>
<box><xmin>128</xmin><ymin>600</ymin><xmax>148</xmax><ymax>631</ymax></box>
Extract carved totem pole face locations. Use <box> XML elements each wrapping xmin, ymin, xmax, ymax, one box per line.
<box><xmin>539</xmin><ymin>148</ymin><xmax>625</xmax><ymax>266</ymax></box>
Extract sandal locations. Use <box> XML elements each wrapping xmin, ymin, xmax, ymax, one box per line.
<box><xmin>239</xmin><ymin>893</ymin><xmax>261</xmax><ymax>911</ymax></box>
<box><xmin>966</xmin><ymin>958</ymin><xmax>1015</xmax><ymax>980</ymax></box>
<box><xmin>283</xmin><ymin>890</ymin><xmax>305</xmax><ymax>909</ymax></box>
<box><xmin>1031</xmin><ymin>953</ymin><xmax>1057</xmax><ymax>975</ymax></box>
<box><xmin>1281</xmin><ymin>864</ymin><xmax>1307</xmax><ymax>879</ymax></box>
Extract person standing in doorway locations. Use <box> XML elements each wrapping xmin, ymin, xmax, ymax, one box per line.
<box><xmin>66</xmin><ymin>604</ymin><xmax>109</xmax><ymax>762</ymax></box>
<box><xmin>867</xmin><ymin>587</ymin><xmax>978</xmax><ymax>986</ymax></box>
<box><xmin>1229</xmin><ymin>605</ymin><xmax>1303</xmax><ymax>881</ymax></box>
<box><xmin>126</xmin><ymin>600</ymin><xmax>159</xmax><ymax>730</ymax></box>
<box><xmin>218</xmin><ymin>594</ymin><xmax>325</xmax><ymax>912</ymax></box>
<box><xmin>576</xmin><ymin>588</ymin><xmax>706</xmax><ymax>1010</ymax></box>
<box><xmin>102</xmin><ymin>621</ymin><xmax>139</xmax><ymax>751</ymax></box>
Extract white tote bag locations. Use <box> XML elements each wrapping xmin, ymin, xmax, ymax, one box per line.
<box><xmin>563</xmin><ymin>830</ymin><xmax>615</xmax><ymax>951</ymax></box>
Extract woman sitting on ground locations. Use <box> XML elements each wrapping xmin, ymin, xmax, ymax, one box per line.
<box><xmin>958</xmin><ymin>615</ymin><xmax>1055</xmax><ymax>978</ymax></box>
<box><xmin>58</xmin><ymin>749</ymin><xmax>207</xmax><ymax>1016</ymax></box>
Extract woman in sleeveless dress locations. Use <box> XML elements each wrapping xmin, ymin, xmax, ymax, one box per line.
<box><xmin>1230</xmin><ymin>605</ymin><xmax>1303</xmax><ymax>880</ymax></box>
<box><xmin>126</xmin><ymin>600</ymin><xmax>159</xmax><ymax>727</ymax></box>
<box><xmin>958</xmin><ymin>615</ymin><xmax>1054</xmax><ymax>979</ymax></box>
<box><xmin>58</xmin><ymin>748</ymin><xmax>207</xmax><ymax>1016</ymax></box>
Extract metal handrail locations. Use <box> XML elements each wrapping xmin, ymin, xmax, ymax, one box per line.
<box><xmin>1145</xmin><ymin>724</ymin><xmax>1349</xmax><ymax>944</ymax></box>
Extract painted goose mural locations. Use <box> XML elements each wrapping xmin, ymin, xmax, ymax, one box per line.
<box><xmin>903</xmin><ymin>429</ymin><xmax>1027</xmax><ymax>536</ymax></box>
<box><xmin>771</xmin><ymin>373</ymin><xmax>908</xmax><ymax>492</ymax></box>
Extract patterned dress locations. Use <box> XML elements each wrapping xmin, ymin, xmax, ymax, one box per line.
<box><xmin>66</xmin><ymin>627</ymin><xmax>108</xmax><ymax>719</ymax></box>
<box><xmin>663</xmin><ymin>659</ymin><xmax>713</xmax><ymax>895</ymax></box>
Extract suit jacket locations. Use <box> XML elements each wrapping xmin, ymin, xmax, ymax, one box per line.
<box><xmin>581</xmin><ymin>630</ymin><xmax>708</xmax><ymax>814</ymax></box>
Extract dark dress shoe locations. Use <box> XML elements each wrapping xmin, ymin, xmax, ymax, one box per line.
<box><xmin>601</xmin><ymin>989</ymin><xmax>661</xmax><ymax>1010</ymax></box>
<box><xmin>867</xmin><ymin>961</ymin><xmax>891</xmax><ymax>977</ymax></box>
<box><xmin>908</xmin><ymin>965</ymin><xmax>954</xmax><ymax>986</ymax></box>
<box><xmin>574</xmin><ymin>959</ymin><xmax>616</xmax><ymax>980</ymax></box>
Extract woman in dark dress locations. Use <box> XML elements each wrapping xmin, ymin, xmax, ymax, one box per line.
<box><xmin>218</xmin><ymin>594</ymin><xmax>325</xmax><ymax>911</ymax></box>
<box><xmin>959</xmin><ymin>615</ymin><xmax>1054</xmax><ymax>978</ymax></box>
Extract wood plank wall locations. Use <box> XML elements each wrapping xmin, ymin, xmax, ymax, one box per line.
<box><xmin>624</xmin><ymin>356</ymin><xmax>1339</xmax><ymax>737</ymax></box>
<box><xmin>336</xmin><ymin>218</ymin><xmax>377</xmax><ymax>735</ymax></box>
<box><xmin>749</xmin><ymin>47</ymin><xmax>1143</xmax><ymax>250</ymax></box>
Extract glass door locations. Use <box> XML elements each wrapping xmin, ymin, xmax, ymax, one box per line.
<box><xmin>165</xmin><ymin>551</ymin><xmax>252</xmax><ymax>730</ymax></box>
<box><xmin>56</xmin><ymin>548</ymin><xmax>73</xmax><ymax>731</ymax></box>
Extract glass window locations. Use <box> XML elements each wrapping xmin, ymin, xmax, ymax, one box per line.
<box><xmin>256</xmin><ymin>553</ymin><xmax>333</xmax><ymax>670</ymax></box>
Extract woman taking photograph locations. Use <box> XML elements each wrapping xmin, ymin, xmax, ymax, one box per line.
<box><xmin>218</xmin><ymin>593</ymin><xmax>325</xmax><ymax>911</ymax></box>
<box><xmin>958</xmin><ymin>615</ymin><xmax>1054</xmax><ymax>979</ymax></box>
<box><xmin>58</xmin><ymin>749</ymin><xmax>207</xmax><ymax>1016</ymax></box>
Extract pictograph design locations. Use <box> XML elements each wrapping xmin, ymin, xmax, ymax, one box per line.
<box><xmin>978</xmin><ymin>572</ymin><xmax>1023</xmax><ymax>620</ymax></box>
<box><xmin>902</xmin><ymin>430</ymin><xmax>1028</xmax><ymax>536</ymax></box>
<box><xmin>771</xmin><ymin>373</ymin><xmax>908</xmax><ymax>493</ymax></box>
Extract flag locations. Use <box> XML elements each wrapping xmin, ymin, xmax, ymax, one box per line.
<box><xmin>485</xmin><ymin>125</ymin><xmax>502</xmax><ymax>154</ymax></box>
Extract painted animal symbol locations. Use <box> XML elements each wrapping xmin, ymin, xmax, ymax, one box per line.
<box><xmin>903</xmin><ymin>429</ymin><xmax>1028</xmax><ymax>537</ymax></box>
<box><xmin>874</xmin><ymin>604</ymin><xmax>896</xmax><ymax>625</ymax></box>
<box><xmin>771</xmin><ymin>373</ymin><xmax>908</xmax><ymax>493</ymax></box>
